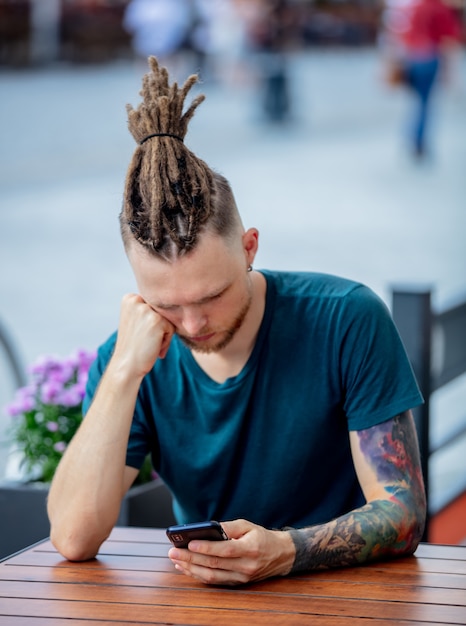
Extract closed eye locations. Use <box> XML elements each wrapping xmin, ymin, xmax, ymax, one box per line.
<box><xmin>154</xmin><ymin>284</ymin><xmax>230</xmax><ymax>311</ymax></box>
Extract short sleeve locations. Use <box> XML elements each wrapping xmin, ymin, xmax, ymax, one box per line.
<box><xmin>337</xmin><ymin>286</ymin><xmax>423</xmax><ymax>430</ymax></box>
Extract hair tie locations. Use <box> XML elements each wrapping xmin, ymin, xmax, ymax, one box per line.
<box><xmin>140</xmin><ymin>132</ymin><xmax>184</xmax><ymax>145</ymax></box>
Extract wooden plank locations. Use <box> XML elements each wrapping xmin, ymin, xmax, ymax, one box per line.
<box><xmin>0</xmin><ymin>620</ymin><xmax>135</xmax><ymax>626</ymax></box>
<box><xmin>3</xmin><ymin>551</ymin><xmax>175</xmax><ymax>572</ymax></box>
<box><xmin>296</xmin><ymin>557</ymin><xmax>466</xmax><ymax>577</ymax></box>
<box><xmin>39</xmin><ymin>538</ymin><xmax>466</xmax><ymax>562</ymax></box>
<box><xmin>106</xmin><ymin>531</ymin><xmax>466</xmax><ymax>559</ymax></box>
<box><xmin>108</xmin><ymin>527</ymin><xmax>169</xmax><ymax>542</ymax></box>
<box><xmin>53</xmin><ymin>535</ymin><xmax>466</xmax><ymax>562</ymax></box>
<box><xmin>0</xmin><ymin>597</ymin><xmax>465</xmax><ymax>625</ymax></box>
<box><xmin>250</xmin><ymin>579</ymin><xmax>466</xmax><ymax>605</ymax></box>
<box><xmin>35</xmin><ymin>539</ymin><xmax>170</xmax><ymax>558</ymax></box>
<box><xmin>1</xmin><ymin>577</ymin><xmax>465</xmax><ymax>607</ymax></box>
<box><xmin>0</xmin><ymin>614</ymin><xmax>439</xmax><ymax>626</ymax></box>
<box><xmin>40</xmin><ymin>538</ymin><xmax>466</xmax><ymax>567</ymax></box>
<box><xmin>0</xmin><ymin>620</ymin><xmax>155</xmax><ymax>626</ymax></box>
<box><xmin>296</xmin><ymin>567</ymin><xmax>466</xmax><ymax>590</ymax></box>
<box><xmin>2</xmin><ymin>562</ymin><xmax>466</xmax><ymax>592</ymax></box>
<box><xmin>38</xmin><ymin>536</ymin><xmax>466</xmax><ymax>567</ymax></box>
<box><xmin>1</xmin><ymin>558</ymin><xmax>465</xmax><ymax>591</ymax></box>
<box><xmin>415</xmin><ymin>544</ymin><xmax>466</xmax><ymax>561</ymax></box>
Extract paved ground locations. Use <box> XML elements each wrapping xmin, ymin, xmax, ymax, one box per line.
<box><xmin>1</xmin><ymin>48</ymin><xmax>465</xmax><ymax>510</ymax></box>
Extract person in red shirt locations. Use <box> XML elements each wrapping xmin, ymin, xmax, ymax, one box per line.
<box><xmin>383</xmin><ymin>0</ymin><xmax>462</xmax><ymax>157</ymax></box>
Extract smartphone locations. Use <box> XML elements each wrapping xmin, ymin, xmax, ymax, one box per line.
<box><xmin>166</xmin><ymin>521</ymin><xmax>228</xmax><ymax>549</ymax></box>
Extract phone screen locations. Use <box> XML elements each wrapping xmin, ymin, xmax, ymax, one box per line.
<box><xmin>166</xmin><ymin>521</ymin><xmax>228</xmax><ymax>549</ymax></box>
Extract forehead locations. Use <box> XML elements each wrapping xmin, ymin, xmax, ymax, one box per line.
<box><xmin>127</xmin><ymin>233</ymin><xmax>243</xmax><ymax>306</ymax></box>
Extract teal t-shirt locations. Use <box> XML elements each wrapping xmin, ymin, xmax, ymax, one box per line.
<box><xmin>84</xmin><ymin>271</ymin><xmax>423</xmax><ymax>529</ymax></box>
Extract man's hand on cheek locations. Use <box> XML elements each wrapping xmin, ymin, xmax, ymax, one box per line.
<box><xmin>168</xmin><ymin>519</ymin><xmax>296</xmax><ymax>586</ymax></box>
<box><xmin>114</xmin><ymin>294</ymin><xmax>175</xmax><ymax>376</ymax></box>
<box><xmin>148</xmin><ymin>306</ymin><xmax>176</xmax><ymax>359</ymax></box>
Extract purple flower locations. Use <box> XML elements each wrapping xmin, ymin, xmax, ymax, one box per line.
<box><xmin>29</xmin><ymin>353</ymin><xmax>81</xmax><ymax>387</ymax></box>
<box><xmin>40</xmin><ymin>380</ymin><xmax>64</xmax><ymax>404</ymax></box>
<box><xmin>77</xmin><ymin>369</ymin><xmax>89</xmax><ymax>387</ymax></box>
<box><xmin>75</xmin><ymin>348</ymin><xmax>96</xmax><ymax>370</ymax></box>
<box><xmin>29</xmin><ymin>354</ymin><xmax>59</xmax><ymax>377</ymax></box>
<box><xmin>4</xmin><ymin>385</ymin><xmax>36</xmax><ymax>416</ymax></box>
<box><xmin>5</xmin><ymin>400</ymin><xmax>24</xmax><ymax>417</ymax></box>
<box><xmin>4</xmin><ymin>347</ymin><xmax>96</xmax><ymax>482</ymax></box>
<box><xmin>48</xmin><ymin>367</ymin><xmax>72</xmax><ymax>385</ymax></box>
<box><xmin>58</xmin><ymin>385</ymin><xmax>83</xmax><ymax>408</ymax></box>
<box><xmin>74</xmin><ymin>380</ymin><xmax>87</xmax><ymax>398</ymax></box>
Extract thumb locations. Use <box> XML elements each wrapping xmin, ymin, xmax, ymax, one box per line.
<box><xmin>221</xmin><ymin>519</ymin><xmax>255</xmax><ymax>540</ymax></box>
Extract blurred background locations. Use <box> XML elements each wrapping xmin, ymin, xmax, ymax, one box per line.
<box><xmin>0</xmin><ymin>0</ymin><xmax>465</xmax><ymax>542</ymax></box>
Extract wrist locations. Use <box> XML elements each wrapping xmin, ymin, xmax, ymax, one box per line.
<box><xmin>282</xmin><ymin>527</ymin><xmax>309</xmax><ymax>574</ymax></box>
<box><xmin>273</xmin><ymin>529</ymin><xmax>298</xmax><ymax>577</ymax></box>
<box><xmin>107</xmin><ymin>352</ymin><xmax>147</xmax><ymax>385</ymax></box>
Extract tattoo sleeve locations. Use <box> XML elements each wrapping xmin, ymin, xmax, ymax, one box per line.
<box><xmin>288</xmin><ymin>411</ymin><xmax>426</xmax><ymax>573</ymax></box>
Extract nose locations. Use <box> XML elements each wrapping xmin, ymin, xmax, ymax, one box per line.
<box><xmin>180</xmin><ymin>306</ymin><xmax>208</xmax><ymax>337</ymax></box>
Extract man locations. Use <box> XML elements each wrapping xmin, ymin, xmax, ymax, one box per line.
<box><xmin>48</xmin><ymin>57</ymin><xmax>426</xmax><ymax>585</ymax></box>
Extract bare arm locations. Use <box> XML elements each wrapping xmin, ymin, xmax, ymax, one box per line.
<box><xmin>169</xmin><ymin>410</ymin><xmax>426</xmax><ymax>584</ymax></box>
<box><xmin>48</xmin><ymin>293</ymin><xmax>174</xmax><ymax>561</ymax></box>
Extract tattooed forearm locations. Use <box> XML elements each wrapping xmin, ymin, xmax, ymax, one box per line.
<box><xmin>289</xmin><ymin>499</ymin><xmax>421</xmax><ymax>572</ymax></box>
<box><xmin>288</xmin><ymin>411</ymin><xmax>426</xmax><ymax>573</ymax></box>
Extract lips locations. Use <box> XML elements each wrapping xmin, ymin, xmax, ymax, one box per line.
<box><xmin>189</xmin><ymin>332</ymin><xmax>216</xmax><ymax>343</ymax></box>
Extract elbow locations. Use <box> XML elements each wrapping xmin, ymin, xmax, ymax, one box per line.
<box><xmin>408</xmin><ymin>497</ymin><xmax>427</xmax><ymax>554</ymax></box>
<box><xmin>373</xmin><ymin>491</ymin><xmax>427</xmax><ymax>559</ymax></box>
<box><xmin>398</xmin><ymin>491</ymin><xmax>427</xmax><ymax>556</ymax></box>
<box><xmin>48</xmin><ymin>498</ymin><xmax>115</xmax><ymax>562</ymax></box>
<box><xmin>50</xmin><ymin>529</ymin><xmax>97</xmax><ymax>562</ymax></box>
<box><xmin>49</xmin><ymin>522</ymin><xmax>103</xmax><ymax>562</ymax></box>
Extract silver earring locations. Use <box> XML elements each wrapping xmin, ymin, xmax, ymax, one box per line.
<box><xmin>247</xmin><ymin>265</ymin><xmax>253</xmax><ymax>272</ymax></box>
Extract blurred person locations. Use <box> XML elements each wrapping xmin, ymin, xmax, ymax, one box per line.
<box><xmin>123</xmin><ymin>0</ymin><xmax>194</xmax><ymax>76</ymax></box>
<box><xmin>236</xmin><ymin>0</ymin><xmax>294</xmax><ymax>121</ymax></box>
<box><xmin>48</xmin><ymin>57</ymin><xmax>426</xmax><ymax>585</ymax></box>
<box><xmin>189</xmin><ymin>0</ymin><xmax>246</xmax><ymax>83</ymax></box>
<box><xmin>381</xmin><ymin>0</ymin><xmax>462</xmax><ymax>158</ymax></box>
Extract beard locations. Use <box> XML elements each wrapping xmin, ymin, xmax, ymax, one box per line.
<box><xmin>177</xmin><ymin>291</ymin><xmax>252</xmax><ymax>354</ymax></box>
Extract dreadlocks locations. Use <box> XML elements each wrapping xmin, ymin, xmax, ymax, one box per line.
<box><xmin>120</xmin><ymin>56</ymin><xmax>240</xmax><ymax>259</ymax></box>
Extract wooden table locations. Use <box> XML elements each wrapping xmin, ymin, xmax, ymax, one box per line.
<box><xmin>0</xmin><ymin>527</ymin><xmax>465</xmax><ymax>625</ymax></box>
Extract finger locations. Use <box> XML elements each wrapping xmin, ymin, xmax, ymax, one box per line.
<box><xmin>158</xmin><ymin>327</ymin><xmax>174</xmax><ymax>359</ymax></box>
<box><xmin>220</xmin><ymin>519</ymin><xmax>253</xmax><ymax>539</ymax></box>
<box><xmin>173</xmin><ymin>560</ymin><xmax>248</xmax><ymax>586</ymax></box>
<box><xmin>187</xmin><ymin>538</ymin><xmax>238</xmax><ymax>557</ymax></box>
<box><xmin>169</xmin><ymin>545</ymin><xmax>231</xmax><ymax>571</ymax></box>
<box><xmin>169</xmin><ymin>545</ymin><xmax>231</xmax><ymax>562</ymax></box>
<box><xmin>170</xmin><ymin>545</ymin><xmax>246</xmax><ymax>576</ymax></box>
<box><xmin>169</xmin><ymin>545</ymin><xmax>263</xmax><ymax>585</ymax></box>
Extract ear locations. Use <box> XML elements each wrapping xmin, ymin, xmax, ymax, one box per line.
<box><xmin>242</xmin><ymin>228</ymin><xmax>259</xmax><ymax>267</ymax></box>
